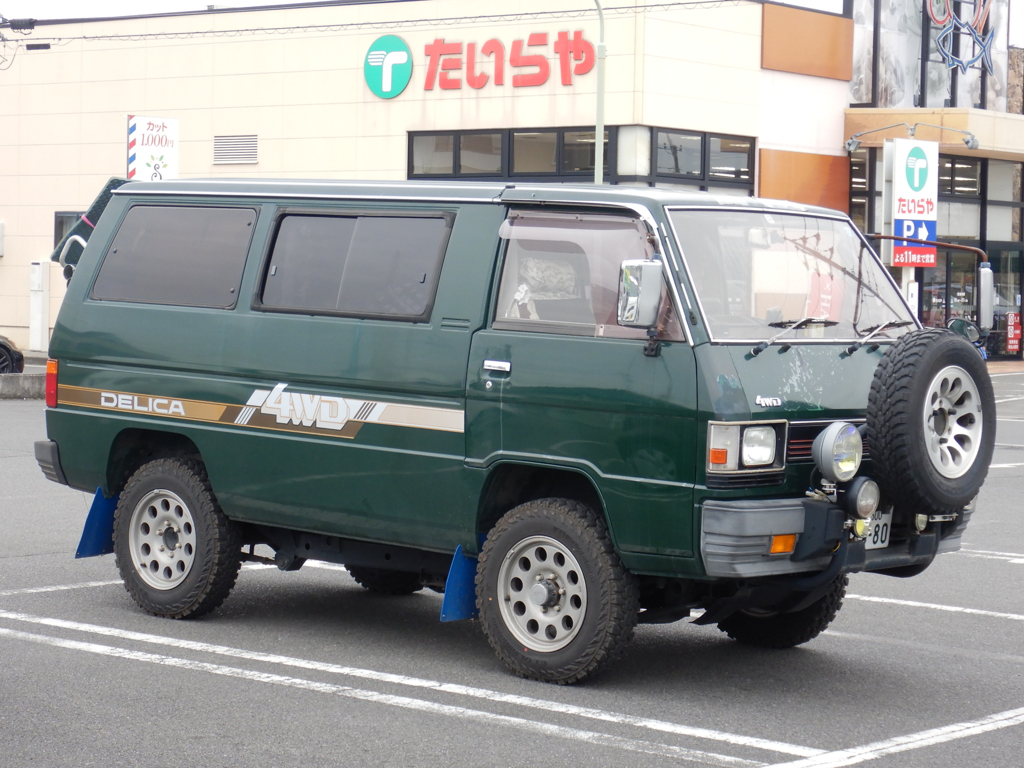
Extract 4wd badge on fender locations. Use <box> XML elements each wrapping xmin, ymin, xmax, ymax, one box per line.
<box><xmin>755</xmin><ymin>395</ymin><xmax>782</xmax><ymax>408</ymax></box>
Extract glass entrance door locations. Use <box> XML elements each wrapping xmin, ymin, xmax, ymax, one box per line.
<box><xmin>988</xmin><ymin>245</ymin><xmax>1023</xmax><ymax>358</ymax></box>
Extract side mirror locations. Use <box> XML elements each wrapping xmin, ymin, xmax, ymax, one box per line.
<box><xmin>947</xmin><ymin>317</ymin><xmax>981</xmax><ymax>343</ymax></box>
<box><xmin>978</xmin><ymin>262</ymin><xmax>994</xmax><ymax>331</ymax></box>
<box><xmin>617</xmin><ymin>259</ymin><xmax>663</xmax><ymax>328</ymax></box>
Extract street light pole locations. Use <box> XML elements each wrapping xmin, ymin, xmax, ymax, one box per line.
<box><xmin>594</xmin><ymin>0</ymin><xmax>606</xmax><ymax>185</ymax></box>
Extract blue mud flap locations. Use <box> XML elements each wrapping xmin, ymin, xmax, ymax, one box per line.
<box><xmin>439</xmin><ymin>545</ymin><xmax>479</xmax><ymax>622</ymax></box>
<box><xmin>75</xmin><ymin>487</ymin><xmax>119</xmax><ymax>558</ymax></box>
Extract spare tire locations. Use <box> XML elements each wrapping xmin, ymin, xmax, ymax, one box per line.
<box><xmin>867</xmin><ymin>328</ymin><xmax>995</xmax><ymax>516</ymax></box>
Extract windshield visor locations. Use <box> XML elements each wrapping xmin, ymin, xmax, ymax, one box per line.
<box><xmin>668</xmin><ymin>209</ymin><xmax>916</xmax><ymax>342</ymax></box>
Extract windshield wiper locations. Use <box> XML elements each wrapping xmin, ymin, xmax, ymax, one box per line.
<box><xmin>751</xmin><ymin>317</ymin><xmax>838</xmax><ymax>356</ymax></box>
<box><xmin>846</xmin><ymin>320</ymin><xmax>914</xmax><ymax>354</ymax></box>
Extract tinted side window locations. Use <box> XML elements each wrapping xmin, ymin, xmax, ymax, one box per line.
<box><xmin>260</xmin><ymin>213</ymin><xmax>451</xmax><ymax>322</ymax></box>
<box><xmin>91</xmin><ymin>206</ymin><xmax>256</xmax><ymax>308</ymax></box>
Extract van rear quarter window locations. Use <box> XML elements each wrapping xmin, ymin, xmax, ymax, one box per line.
<box><xmin>259</xmin><ymin>213</ymin><xmax>451</xmax><ymax>322</ymax></box>
<box><xmin>90</xmin><ymin>205</ymin><xmax>256</xmax><ymax>308</ymax></box>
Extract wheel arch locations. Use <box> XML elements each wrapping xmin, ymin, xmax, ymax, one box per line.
<box><xmin>475</xmin><ymin>461</ymin><xmax>609</xmax><ymax>546</ymax></box>
<box><xmin>106</xmin><ymin>428</ymin><xmax>204</xmax><ymax>496</ymax></box>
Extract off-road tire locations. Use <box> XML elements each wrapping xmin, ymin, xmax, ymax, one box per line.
<box><xmin>0</xmin><ymin>347</ymin><xmax>14</xmax><ymax>374</ymax></box>
<box><xmin>717</xmin><ymin>575</ymin><xmax>848</xmax><ymax>648</ymax></box>
<box><xmin>346</xmin><ymin>566</ymin><xmax>423</xmax><ymax>595</ymax></box>
<box><xmin>867</xmin><ymin>328</ymin><xmax>995</xmax><ymax>515</ymax></box>
<box><xmin>113</xmin><ymin>458</ymin><xmax>242</xmax><ymax>619</ymax></box>
<box><xmin>476</xmin><ymin>498</ymin><xmax>639</xmax><ymax>685</ymax></box>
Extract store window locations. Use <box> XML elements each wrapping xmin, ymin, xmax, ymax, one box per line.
<box><xmin>460</xmin><ymin>133</ymin><xmax>503</xmax><ymax>174</ymax></box>
<box><xmin>655</xmin><ymin>131</ymin><xmax>701</xmax><ymax>177</ymax></box>
<box><xmin>54</xmin><ymin>212</ymin><xmax>84</xmax><ymax>248</ymax></box>
<box><xmin>409</xmin><ymin>127</ymin><xmax>755</xmax><ymax>193</ymax></box>
<box><xmin>708</xmin><ymin>136</ymin><xmax>753</xmax><ymax>182</ymax></box>
<box><xmin>512</xmin><ymin>131</ymin><xmax>558</xmax><ymax>174</ymax></box>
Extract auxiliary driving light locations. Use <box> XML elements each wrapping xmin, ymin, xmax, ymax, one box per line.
<box><xmin>812</xmin><ymin>422</ymin><xmax>863</xmax><ymax>483</ymax></box>
<box><xmin>844</xmin><ymin>476</ymin><xmax>880</xmax><ymax>519</ymax></box>
<box><xmin>914</xmin><ymin>514</ymin><xmax>929</xmax><ymax>532</ymax></box>
<box><xmin>852</xmin><ymin>519</ymin><xmax>870</xmax><ymax>538</ymax></box>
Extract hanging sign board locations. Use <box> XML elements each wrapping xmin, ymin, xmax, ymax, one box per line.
<box><xmin>1007</xmin><ymin>312</ymin><xmax>1021</xmax><ymax>354</ymax></box>
<box><xmin>127</xmin><ymin>115</ymin><xmax>180</xmax><ymax>181</ymax></box>
<box><xmin>891</xmin><ymin>138</ymin><xmax>938</xmax><ymax>268</ymax></box>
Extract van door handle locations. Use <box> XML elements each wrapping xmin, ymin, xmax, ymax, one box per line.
<box><xmin>483</xmin><ymin>360</ymin><xmax>511</xmax><ymax>372</ymax></box>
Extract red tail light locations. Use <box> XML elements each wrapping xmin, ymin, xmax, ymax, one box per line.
<box><xmin>45</xmin><ymin>359</ymin><xmax>58</xmax><ymax>408</ymax></box>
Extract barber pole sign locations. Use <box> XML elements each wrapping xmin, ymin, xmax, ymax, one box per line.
<box><xmin>127</xmin><ymin>115</ymin><xmax>180</xmax><ymax>180</ymax></box>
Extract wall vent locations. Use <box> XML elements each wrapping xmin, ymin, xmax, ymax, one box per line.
<box><xmin>213</xmin><ymin>135</ymin><xmax>258</xmax><ymax>164</ymax></box>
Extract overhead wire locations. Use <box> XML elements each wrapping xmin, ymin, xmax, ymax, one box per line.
<box><xmin>8</xmin><ymin>0</ymin><xmax>750</xmax><ymax>46</ymax></box>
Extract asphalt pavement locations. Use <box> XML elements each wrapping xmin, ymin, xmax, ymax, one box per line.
<box><xmin>1</xmin><ymin>374</ymin><xmax>1022</xmax><ymax>768</ymax></box>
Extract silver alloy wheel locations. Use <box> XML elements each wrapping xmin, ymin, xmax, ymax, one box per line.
<box><xmin>128</xmin><ymin>489</ymin><xmax>198</xmax><ymax>590</ymax></box>
<box><xmin>496</xmin><ymin>535</ymin><xmax>587</xmax><ymax>652</ymax></box>
<box><xmin>924</xmin><ymin>364</ymin><xmax>983</xmax><ymax>479</ymax></box>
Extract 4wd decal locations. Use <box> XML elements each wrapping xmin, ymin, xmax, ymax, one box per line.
<box><xmin>57</xmin><ymin>383</ymin><xmax>463</xmax><ymax>438</ymax></box>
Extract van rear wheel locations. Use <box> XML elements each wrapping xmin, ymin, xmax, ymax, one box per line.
<box><xmin>476</xmin><ymin>498</ymin><xmax>639</xmax><ymax>684</ymax></box>
<box><xmin>113</xmin><ymin>458</ymin><xmax>242</xmax><ymax>619</ymax></box>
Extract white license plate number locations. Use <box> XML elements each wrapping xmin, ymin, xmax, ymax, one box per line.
<box><xmin>864</xmin><ymin>509</ymin><xmax>893</xmax><ymax>550</ymax></box>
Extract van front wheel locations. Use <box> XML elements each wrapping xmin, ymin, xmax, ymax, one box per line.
<box><xmin>113</xmin><ymin>458</ymin><xmax>242</xmax><ymax>619</ymax></box>
<box><xmin>476</xmin><ymin>498</ymin><xmax>639</xmax><ymax>684</ymax></box>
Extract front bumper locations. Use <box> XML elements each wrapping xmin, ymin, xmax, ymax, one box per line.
<box><xmin>700</xmin><ymin>497</ymin><xmax>970</xmax><ymax>579</ymax></box>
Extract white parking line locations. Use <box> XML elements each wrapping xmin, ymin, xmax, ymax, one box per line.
<box><xmin>0</xmin><ymin>608</ymin><xmax>822</xmax><ymax>758</ymax></box>
<box><xmin>995</xmin><ymin>396</ymin><xmax>1024</xmax><ymax>404</ymax></box>
<box><xmin>0</xmin><ymin>580</ymin><xmax>121</xmax><ymax>597</ymax></box>
<box><xmin>0</xmin><ymin>625</ymin><xmax>763</xmax><ymax>768</ymax></box>
<box><xmin>989</xmin><ymin>462</ymin><xmax>1024</xmax><ymax>468</ymax></box>
<box><xmin>961</xmin><ymin>548</ymin><xmax>1024</xmax><ymax>559</ymax></box>
<box><xmin>846</xmin><ymin>594</ymin><xmax>1024</xmax><ymax>622</ymax></box>
<box><xmin>765</xmin><ymin>707</ymin><xmax>1024</xmax><ymax>768</ymax></box>
<box><xmin>953</xmin><ymin>549</ymin><xmax>1024</xmax><ymax>564</ymax></box>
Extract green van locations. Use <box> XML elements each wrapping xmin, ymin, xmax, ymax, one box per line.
<box><xmin>36</xmin><ymin>180</ymin><xmax>996</xmax><ymax>684</ymax></box>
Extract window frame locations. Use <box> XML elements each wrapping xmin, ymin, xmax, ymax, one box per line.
<box><xmin>252</xmin><ymin>207</ymin><xmax>455</xmax><ymax>324</ymax></box>
<box><xmin>489</xmin><ymin>208</ymin><xmax>685</xmax><ymax>341</ymax></box>
<box><xmin>88</xmin><ymin>203</ymin><xmax>259</xmax><ymax>310</ymax></box>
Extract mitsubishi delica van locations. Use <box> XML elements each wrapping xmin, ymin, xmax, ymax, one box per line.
<box><xmin>36</xmin><ymin>180</ymin><xmax>996</xmax><ymax>684</ymax></box>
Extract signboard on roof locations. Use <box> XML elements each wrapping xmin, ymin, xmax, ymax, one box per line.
<box><xmin>891</xmin><ymin>138</ymin><xmax>939</xmax><ymax>268</ymax></box>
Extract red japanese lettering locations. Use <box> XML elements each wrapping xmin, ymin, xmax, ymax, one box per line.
<box><xmin>440</xmin><ymin>51</ymin><xmax>463</xmax><ymax>89</ymax></box>
<box><xmin>510</xmin><ymin>33</ymin><xmax>549</xmax><ymax>87</ymax></box>
<box><xmin>424</xmin><ymin>39</ymin><xmax>462</xmax><ymax>90</ymax></box>
<box><xmin>466</xmin><ymin>43</ymin><xmax>487</xmax><ymax>89</ymax></box>
<box><xmin>553</xmin><ymin>31</ymin><xmax>595</xmax><ymax>85</ymax></box>
<box><xmin>482</xmin><ymin>39</ymin><xmax>504</xmax><ymax>85</ymax></box>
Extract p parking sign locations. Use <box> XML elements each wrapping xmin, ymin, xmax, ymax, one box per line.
<box><xmin>892</xmin><ymin>138</ymin><xmax>939</xmax><ymax>268</ymax></box>
<box><xmin>364</xmin><ymin>35</ymin><xmax>413</xmax><ymax>99</ymax></box>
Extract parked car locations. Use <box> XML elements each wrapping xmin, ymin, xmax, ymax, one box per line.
<box><xmin>35</xmin><ymin>180</ymin><xmax>996</xmax><ymax>684</ymax></box>
<box><xmin>0</xmin><ymin>334</ymin><xmax>25</xmax><ymax>374</ymax></box>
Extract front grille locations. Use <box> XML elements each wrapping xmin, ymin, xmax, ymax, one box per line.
<box><xmin>706</xmin><ymin>470</ymin><xmax>786</xmax><ymax>489</ymax></box>
<box><xmin>787</xmin><ymin>420</ymin><xmax>870</xmax><ymax>463</ymax></box>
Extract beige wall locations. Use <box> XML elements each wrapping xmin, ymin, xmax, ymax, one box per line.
<box><xmin>0</xmin><ymin>0</ymin><xmax>854</xmax><ymax>348</ymax></box>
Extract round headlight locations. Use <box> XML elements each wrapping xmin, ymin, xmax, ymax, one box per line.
<box><xmin>845</xmin><ymin>476</ymin><xmax>880</xmax><ymax>519</ymax></box>
<box><xmin>812</xmin><ymin>422</ymin><xmax>863</xmax><ymax>483</ymax></box>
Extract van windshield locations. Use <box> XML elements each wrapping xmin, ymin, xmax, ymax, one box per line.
<box><xmin>668</xmin><ymin>209</ymin><xmax>916</xmax><ymax>342</ymax></box>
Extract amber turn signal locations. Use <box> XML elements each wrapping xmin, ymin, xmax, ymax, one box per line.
<box><xmin>709</xmin><ymin>448</ymin><xmax>729</xmax><ymax>465</ymax></box>
<box><xmin>770</xmin><ymin>534</ymin><xmax>796</xmax><ymax>554</ymax></box>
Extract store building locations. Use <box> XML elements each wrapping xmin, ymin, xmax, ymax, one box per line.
<box><xmin>0</xmin><ymin>0</ymin><xmax>1020</xmax><ymax>354</ymax></box>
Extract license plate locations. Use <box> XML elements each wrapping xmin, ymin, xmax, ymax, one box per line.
<box><xmin>864</xmin><ymin>508</ymin><xmax>893</xmax><ymax>550</ymax></box>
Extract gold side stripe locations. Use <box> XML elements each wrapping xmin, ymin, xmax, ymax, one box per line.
<box><xmin>56</xmin><ymin>385</ymin><xmax>464</xmax><ymax>439</ymax></box>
